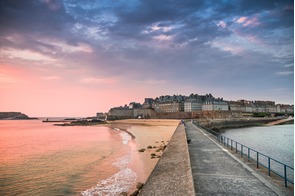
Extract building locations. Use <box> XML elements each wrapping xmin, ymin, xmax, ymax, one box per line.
<box><xmin>228</xmin><ymin>100</ymin><xmax>255</xmax><ymax>112</ymax></box>
<box><xmin>133</xmin><ymin>108</ymin><xmax>154</xmax><ymax>118</ymax></box>
<box><xmin>142</xmin><ymin>98</ymin><xmax>154</xmax><ymax>109</ymax></box>
<box><xmin>202</xmin><ymin>101</ymin><xmax>229</xmax><ymax>111</ymax></box>
<box><xmin>157</xmin><ymin>101</ymin><xmax>184</xmax><ymax>112</ymax></box>
<box><xmin>184</xmin><ymin>99</ymin><xmax>202</xmax><ymax>112</ymax></box>
<box><xmin>129</xmin><ymin>102</ymin><xmax>141</xmax><ymax>109</ymax></box>
<box><xmin>108</xmin><ymin>106</ymin><xmax>133</xmax><ymax>119</ymax></box>
<box><xmin>96</xmin><ymin>112</ymin><xmax>105</xmax><ymax>119</ymax></box>
<box><xmin>228</xmin><ymin>101</ymin><xmax>243</xmax><ymax>111</ymax></box>
<box><xmin>278</xmin><ymin>104</ymin><xmax>294</xmax><ymax>114</ymax></box>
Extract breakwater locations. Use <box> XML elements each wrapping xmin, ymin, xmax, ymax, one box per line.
<box><xmin>139</xmin><ymin>123</ymin><xmax>195</xmax><ymax>195</ymax></box>
<box><xmin>138</xmin><ymin>118</ymin><xmax>292</xmax><ymax>195</ymax></box>
<box><xmin>196</xmin><ymin>117</ymin><xmax>278</xmax><ymax>129</ymax></box>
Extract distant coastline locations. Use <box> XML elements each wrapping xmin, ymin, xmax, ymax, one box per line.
<box><xmin>0</xmin><ymin>112</ymin><xmax>38</xmax><ymax>120</ymax></box>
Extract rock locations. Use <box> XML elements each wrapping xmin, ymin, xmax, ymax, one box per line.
<box><xmin>130</xmin><ymin>190</ymin><xmax>139</xmax><ymax>196</ymax></box>
<box><xmin>120</xmin><ymin>192</ymin><xmax>128</xmax><ymax>196</ymax></box>
<box><xmin>136</xmin><ymin>182</ymin><xmax>144</xmax><ymax>190</ymax></box>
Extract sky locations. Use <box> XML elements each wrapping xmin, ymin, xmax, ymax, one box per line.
<box><xmin>0</xmin><ymin>0</ymin><xmax>294</xmax><ymax>117</ymax></box>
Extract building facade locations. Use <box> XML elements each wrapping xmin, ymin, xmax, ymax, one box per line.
<box><xmin>202</xmin><ymin>101</ymin><xmax>229</xmax><ymax>111</ymax></box>
<box><xmin>157</xmin><ymin>101</ymin><xmax>184</xmax><ymax>112</ymax></box>
<box><xmin>184</xmin><ymin>99</ymin><xmax>202</xmax><ymax>112</ymax></box>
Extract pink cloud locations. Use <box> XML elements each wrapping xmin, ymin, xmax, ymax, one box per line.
<box><xmin>236</xmin><ymin>16</ymin><xmax>260</xmax><ymax>27</ymax></box>
<box><xmin>80</xmin><ymin>77</ymin><xmax>117</xmax><ymax>85</ymax></box>
<box><xmin>1</xmin><ymin>48</ymin><xmax>55</xmax><ymax>62</ymax></box>
<box><xmin>153</xmin><ymin>34</ymin><xmax>174</xmax><ymax>41</ymax></box>
<box><xmin>237</xmin><ymin>16</ymin><xmax>247</xmax><ymax>23</ymax></box>
<box><xmin>243</xmin><ymin>17</ymin><xmax>260</xmax><ymax>27</ymax></box>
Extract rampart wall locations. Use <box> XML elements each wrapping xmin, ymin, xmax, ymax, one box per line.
<box><xmin>196</xmin><ymin>117</ymin><xmax>278</xmax><ymax>129</ymax></box>
<box><xmin>152</xmin><ymin>111</ymin><xmax>243</xmax><ymax>119</ymax></box>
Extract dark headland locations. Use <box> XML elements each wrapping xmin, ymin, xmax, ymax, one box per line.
<box><xmin>0</xmin><ymin>112</ymin><xmax>38</xmax><ymax>120</ymax></box>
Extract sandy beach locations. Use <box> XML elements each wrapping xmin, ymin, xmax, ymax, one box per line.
<box><xmin>105</xmin><ymin>119</ymin><xmax>180</xmax><ymax>194</ymax></box>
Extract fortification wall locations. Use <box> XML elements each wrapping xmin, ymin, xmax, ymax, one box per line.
<box><xmin>196</xmin><ymin>117</ymin><xmax>278</xmax><ymax>129</ymax></box>
<box><xmin>151</xmin><ymin>111</ymin><xmax>243</xmax><ymax>119</ymax></box>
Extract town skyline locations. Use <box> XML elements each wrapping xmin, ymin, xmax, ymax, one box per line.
<box><xmin>0</xmin><ymin>0</ymin><xmax>293</xmax><ymax>117</ymax></box>
<box><xmin>106</xmin><ymin>92</ymin><xmax>294</xmax><ymax>120</ymax></box>
<box><xmin>109</xmin><ymin>92</ymin><xmax>294</xmax><ymax>112</ymax></box>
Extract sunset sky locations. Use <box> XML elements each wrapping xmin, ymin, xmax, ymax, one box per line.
<box><xmin>0</xmin><ymin>0</ymin><xmax>294</xmax><ymax>117</ymax></box>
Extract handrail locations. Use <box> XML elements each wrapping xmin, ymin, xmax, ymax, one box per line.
<box><xmin>191</xmin><ymin>121</ymin><xmax>294</xmax><ymax>188</ymax></box>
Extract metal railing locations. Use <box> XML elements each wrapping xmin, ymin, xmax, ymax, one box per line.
<box><xmin>192</xmin><ymin>121</ymin><xmax>294</xmax><ymax>188</ymax></box>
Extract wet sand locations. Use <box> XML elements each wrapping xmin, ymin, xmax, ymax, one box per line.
<box><xmin>106</xmin><ymin>119</ymin><xmax>180</xmax><ymax>194</ymax></box>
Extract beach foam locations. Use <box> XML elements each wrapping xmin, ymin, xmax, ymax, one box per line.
<box><xmin>81</xmin><ymin>130</ymin><xmax>137</xmax><ymax>196</ymax></box>
<box><xmin>119</xmin><ymin>131</ymin><xmax>132</xmax><ymax>145</ymax></box>
<box><xmin>81</xmin><ymin>167</ymin><xmax>137</xmax><ymax>196</ymax></box>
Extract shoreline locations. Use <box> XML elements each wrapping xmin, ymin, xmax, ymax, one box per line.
<box><xmin>105</xmin><ymin>119</ymin><xmax>180</xmax><ymax>195</ymax></box>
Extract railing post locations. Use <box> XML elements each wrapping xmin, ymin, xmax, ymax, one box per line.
<box><xmin>227</xmin><ymin>138</ymin><xmax>229</xmax><ymax>148</ymax></box>
<box><xmin>235</xmin><ymin>142</ymin><xmax>237</xmax><ymax>153</ymax></box>
<box><xmin>284</xmin><ymin>165</ymin><xmax>287</xmax><ymax>187</ymax></box>
<box><xmin>248</xmin><ymin>148</ymin><xmax>250</xmax><ymax>162</ymax></box>
<box><xmin>256</xmin><ymin>152</ymin><xmax>259</xmax><ymax>168</ymax></box>
<box><xmin>230</xmin><ymin>140</ymin><xmax>233</xmax><ymax>150</ymax></box>
<box><xmin>241</xmin><ymin>145</ymin><xmax>243</xmax><ymax>157</ymax></box>
<box><xmin>268</xmin><ymin>157</ymin><xmax>271</xmax><ymax>176</ymax></box>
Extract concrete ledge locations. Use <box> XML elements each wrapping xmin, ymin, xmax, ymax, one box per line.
<box><xmin>139</xmin><ymin>123</ymin><xmax>195</xmax><ymax>196</ymax></box>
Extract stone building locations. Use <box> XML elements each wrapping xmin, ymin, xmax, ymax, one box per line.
<box><xmin>133</xmin><ymin>108</ymin><xmax>155</xmax><ymax>118</ymax></box>
<box><xmin>228</xmin><ymin>101</ymin><xmax>243</xmax><ymax>111</ymax></box>
<box><xmin>108</xmin><ymin>106</ymin><xmax>133</xmax><ymax>119</ymax></box>
<box><xmin>184</xmin><ymin>99</ymin><xmax>202</xmax><ymax>112</ymax></box>
<box><xmin>202</xmin><ymin>101</ymin><xmax>229</xmax><ymax>111</ymax></box>
<box><xmin>277</xmin><ymin>104</ymin><xmax>294</xmax><ymax>114</ymax></box>
<box><xmin>129</xmin><ymin>102</ymin><xmax>141</xmax><ymax>109</ymax></box>
<box><xmin>142</xmin><ymin>98</ymin><xmax>154</xmax><ymax>109</ymax></box>
<box><xmin>156</xmin><ymin>101</ymin><xmax>184</xmax><ymax>112</ymax></box>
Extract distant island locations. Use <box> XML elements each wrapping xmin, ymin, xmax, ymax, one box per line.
<box><xmin>0</xmin><ymin>112</ymin><xmax>38</xmax><ymax>120</ymax></box>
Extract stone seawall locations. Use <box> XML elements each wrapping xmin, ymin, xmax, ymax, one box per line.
<box><xmin>139</xmin><ymin>123</ymin><xmax>195</xmax><ymax>196</ymax></box>
<box><xmin>107</xmin><ymin>110</ymin><xmax>244</xmax><ymax>120</ymax></box>
<box><xmin>153</xmin><ymin>110</ymin><xmax>243</xmax><ymax>119</ymax></box>
<box><xmin>196</xmin><ymin>118</ymin><xmax>278</xmax><ymax>129</ymax></box>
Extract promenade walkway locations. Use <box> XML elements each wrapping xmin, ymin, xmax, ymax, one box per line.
<box><xmin>185</xmin><ymin>121</ymin><xmax>280</xmax><ymax>196</ymax></box>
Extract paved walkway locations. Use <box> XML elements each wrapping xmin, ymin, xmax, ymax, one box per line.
<box><xmin>185</xmin><ymin>121</ymin><xmax>279</xmax><ymax>196</ymax></box>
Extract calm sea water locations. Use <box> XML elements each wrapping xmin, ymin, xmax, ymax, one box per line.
<box><xmin>222</xmin><ymin>124</ymin><xmax>294</xmax><ymax>179</ymax></box>
<box><xmin>0</xmin><ymin>120</ymin><xmax>137</xmax><ymax>195</ymax></box>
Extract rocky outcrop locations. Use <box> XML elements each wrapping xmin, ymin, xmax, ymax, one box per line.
<box><xmin>0</xmin><ymin>112</ymin><xmax>34</xmax><ymax>120</ymax></box>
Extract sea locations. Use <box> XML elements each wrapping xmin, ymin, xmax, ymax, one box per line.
<box><xmin>222</xmin><ymin>124</ymin><xmax>294</xmax><ymax>180</ymax></box>
<box><xmin>0</xmin><ymin>119</ymin><xmax>139</xmax><ymax>195</ymax></box>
